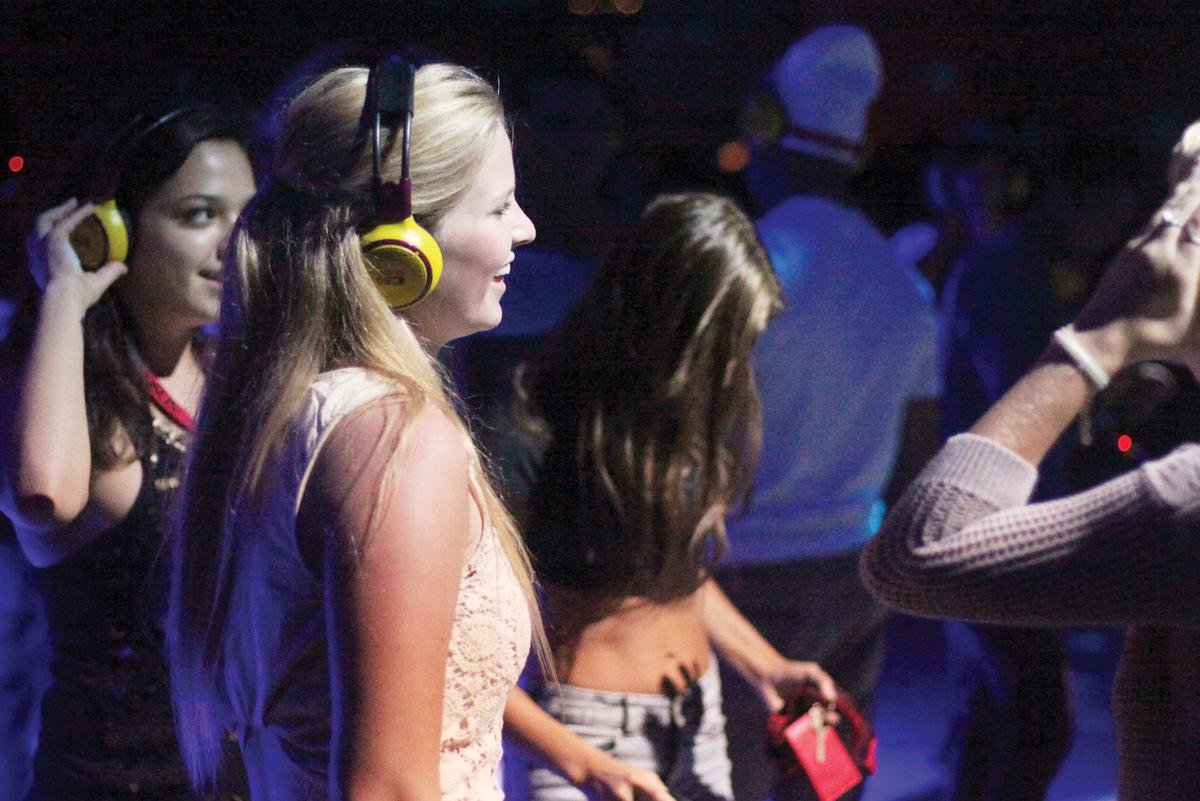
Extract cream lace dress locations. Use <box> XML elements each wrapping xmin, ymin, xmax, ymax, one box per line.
<box><xmin>441</xmin><ymin>515</ymin><xmax>532</xmax><ymax>798</ymax></box>
<box><xmin>223</xmin><ymin>367</ymin><xmax>531</xmax><ymax>801</ymax></box>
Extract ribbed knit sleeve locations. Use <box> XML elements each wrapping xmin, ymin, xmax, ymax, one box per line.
<box><xmin>860</xmin><ymin>434</ymin><xmax>1200</xmax><ymax>628</ymax></box>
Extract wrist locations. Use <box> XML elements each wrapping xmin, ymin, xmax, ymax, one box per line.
<box><xmin>754</xmin><ymin>655</ymin><xmax>790</xmax><ymax>707</ymax></box>
<box><xmin>572</xmin><ymin>743</ymin><xmax>616</xmax><ymax>786</ymax></box>
<box><xmin>1057</xmin><ymin>322</ymin><xmax>1134</xmax><ymax>383</ymax></box>
<box><xmin>40</xmin><ymin>280</ymin><xmax>90</xmax><ymax>322</ymax></box>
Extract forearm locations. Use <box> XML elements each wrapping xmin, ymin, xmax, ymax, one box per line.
<box><xmin>702</xmin><ymin>580</ymin><xmax>784</xmax><ymax>705</ymax></box>
<box><xmin>504</xmin><ymin>687</ymin><xmax>597</xmax><ymax>785</ymax></box>
<box><xmin>10</xmin><ymin>284</ymin><xmax>93</xmax><ymax>525</ymax></box>
<box><xmin>969</xmin><ymin>322</ymin><xmax>1135</xmax><ymax>466</ymax></box>
<box><xmin>862</xmin><ymin>434</ymin><xmax>1200</xmax><ymax>627</ymax></box>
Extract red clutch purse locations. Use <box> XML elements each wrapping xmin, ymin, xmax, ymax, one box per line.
<box><xmin>765</xmin><ymin>687</ymin><xmax>878</xmax><ymax>801</ymax></box>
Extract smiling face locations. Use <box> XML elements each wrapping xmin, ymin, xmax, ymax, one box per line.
<box><xmin>117</xmin><ymin>138</ymin><xmax>256</xmax><ymax>330</ymax></box>
<box><xmin>402</xmin><ymin>127</ymin><xmax>535</xmax><ymax>348</ymax></box>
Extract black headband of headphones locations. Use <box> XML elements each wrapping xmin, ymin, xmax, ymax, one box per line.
<box><xmin>92</xmin><ymin>107</ymin><xmax>193</xmax><ymax>199</ymax></box>
<box><xmin>366</xmin><ymin>55</ymin><xmax>416</xmax><ymax>222</ymax></box>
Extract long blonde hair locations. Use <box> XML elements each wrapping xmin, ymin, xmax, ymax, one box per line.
<box><xmin>170</xmin><ymin>63</ymin><xmax>545</xmax><ymax>790</ymax></box>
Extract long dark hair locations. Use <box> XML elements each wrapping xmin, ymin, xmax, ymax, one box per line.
<box><xmin>2</xmin><ymin>106</ymin><xmax>248</xmax><ymax>471</ymax></box>
<box><xmin>519</xmin><ymin>192</ymin><xmax>782</xmax><ymax>602</ymax></box>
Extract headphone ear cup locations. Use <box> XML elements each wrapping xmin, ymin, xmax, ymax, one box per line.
<box><xmin>361</xmin><ymin>216</ymin><xmax>444</xmax><ymax>309</ymax></box>
<box><xmin>69</xmin><ymin>198</ymin><xmax>132</xmax><ymax>270</ymax></box>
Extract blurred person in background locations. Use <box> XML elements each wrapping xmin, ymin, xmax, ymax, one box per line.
<box><xmin>719</xmin><ymin>25</ymin><xmax>940</xmax><ymax>801</ymax></box>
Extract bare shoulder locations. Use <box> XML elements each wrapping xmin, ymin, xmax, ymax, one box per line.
<box><xmin>305</xmin><ymin>397</ymin><xmax>473</xmax><ymax>557</ymax></box>
<box><xmin>314</xmin><ymin>397</ymin><xmax>468</xmax><ymax>488</ymax></box>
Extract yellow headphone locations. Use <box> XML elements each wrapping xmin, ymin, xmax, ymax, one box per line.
<box><xmin>360</xmin><ymin>56</ymin><xmax>443</xmax><ymax>309</ymax></box>
<box><xmin>69</xmin><ymin>108</ymin><xmax>189</xmax><ymax>270</ymax></box>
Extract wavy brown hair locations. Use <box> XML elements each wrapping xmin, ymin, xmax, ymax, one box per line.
<box><xmin>519</xmin><ymin>192</ymin><xmax>782</xmax><ymax>603</ymax></box>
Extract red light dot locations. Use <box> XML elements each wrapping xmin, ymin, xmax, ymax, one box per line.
<box><xmin>1117</xmin><ymin>434</ymin><xmax>1133</xmax><ymax>453</ymax></box>
<box><xmin>8</xmin><ymin>155</ymin><xmax>24</xmax><ymax>173</ymax></box>
<box><xmin>716</xmin><ymin>140</ymin><xmax>750</xmax><ymax>173</ymax></box>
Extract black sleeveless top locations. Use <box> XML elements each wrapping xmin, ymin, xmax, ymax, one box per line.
<box><xmin>29</xmin><ymin>412</ymin><xmax>246</xmax><ymax>801</ymax></box>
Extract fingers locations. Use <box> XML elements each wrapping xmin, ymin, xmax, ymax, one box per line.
<box><xmin>32</xmin><ymin>199</ymin><xmax>95</xmax><ymax>244</ymax></box>
<box><xmin>808</xmin><ymin>665</ymin><xmax>839</xmax><ymax>705</ymax></box>
<box><xmin>56</xmin><ymin>200</ymin><xmax>97</xmax><ymax>236</ymax></box>
<box><xmin>34</xmin><ymin>198</ymin><xmax>80</xmax><ymax>237</ymax></box>
<box><xmin>629</xmin><ymin>770</ymin><xmax>675</xmax><ymax>801</ymax></box>
<box><xmin>594</xmin><ymin>761</ymin><xmax>676</xmax><ymax>801</ymax></box>
<box><xmin>782</xmin><ymin>661</ymin><xmax>839</xmax><ymax>705</ymax></box>
<box><xmin>1143</xmin><ymin>164</ymin><xmax>1200</xmax><ymax>246</ymax></box>
<box><xmin>93</xmin><ymin>261</ymin><xmax>129</xmax><ymax>291</ymax></box>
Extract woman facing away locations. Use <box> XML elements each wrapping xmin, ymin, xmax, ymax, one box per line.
<box><xmin>860</xmin><ymin>140</ymin><xmax>1200</xmax><ymax>800</ymax></box>
<box><xmin>169</xmin><ymin>61</ymin><xmax>544</xmax><ymax>801</ymax></box>
<box><xmin>490</xmin><ymin>193</ymin><xmax>837</xmax><ymax>801</ymax></box>
<box><xmin>0</xmin><ymin>105</ymin><xmax>255</xmax><ymax>799</ymax></box>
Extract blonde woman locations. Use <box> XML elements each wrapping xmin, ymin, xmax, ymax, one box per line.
<box><xmin>169</xmin><ymin>62</ymin><xmax>541</xmax><ymax>801</ymax></box>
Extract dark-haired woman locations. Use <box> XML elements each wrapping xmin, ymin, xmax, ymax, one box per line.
<box><xmin>494</xmin><ymin>193</ymin><xmax>837</xmax><ymax>801</ymax></box>
<box><xmin>0</xmin><ymin>106</ymin><xmax>255</xmax><ymax>799</ymax></box>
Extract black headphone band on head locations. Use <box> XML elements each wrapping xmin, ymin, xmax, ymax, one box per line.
<box><xmin>367</xmin><ymin>55</ymin><xmax>415</xmax><ymax>222</ymax></box>
<box><xmin>93</xmin><ymin>107</ymin><xmax>193</xmax><ymax>199</ymax></box>
<box><xmin>358</xmin><ymin>56</ymin><xmax>444</xmax><ymax>309</ymax></box>
<box><xmin>117</xmin><ymin>108</ymin><xmax>190</xmax><ymax>163</ymax></box>
<box><xmin>72</xmin><ymin>105</ymin><xmax>195</xmax><ymax>270</ymax></box>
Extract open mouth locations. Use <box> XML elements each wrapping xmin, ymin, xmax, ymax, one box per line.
<box><xmin>199</xmin><ymin>270</ymin><xmax>222</xmax><ymax>284</ymax></box>
<box><xmin>493</xmin><ymin>264</ymin><xmax>511</xmax><ymax>283</ymax></box>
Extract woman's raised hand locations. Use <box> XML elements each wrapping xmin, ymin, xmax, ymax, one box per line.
<box><xmin>26</xmin><ymin>199</ymin><xmax>127</xmax><ymax>313</ymax></box>
<box><xmin>1072</xmin><ymin>159</ymin><xmax>1200</xmax><ymax>375</ymax></box>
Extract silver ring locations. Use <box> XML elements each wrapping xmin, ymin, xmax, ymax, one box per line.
<box><xmin>1159</xmin><ymin>210</ymin><xmax>1184</xmax><ymax>229</ymax></box>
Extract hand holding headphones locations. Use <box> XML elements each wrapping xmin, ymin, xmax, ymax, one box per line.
<box><xmin>359</xmin><ymin>55</ymin><xmax>444</xmax><ymax>309</ymax></box>
<box><xmin>27</xmin><ymin>197</ymin><xmax>128</xmax><ymax>312</ymax></box>
<box><xmin>67</xmin><ymin>108</ymin><xmax>189</xmax><ymax>272</ymax></box>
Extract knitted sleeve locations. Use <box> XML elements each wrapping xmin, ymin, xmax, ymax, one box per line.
<box><xmin>860</xmin><ymin>433</ymin><xmax>1200</xmax><ymax>628</ymax></box>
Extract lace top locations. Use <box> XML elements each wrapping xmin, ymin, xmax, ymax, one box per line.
<box><xmin>222</xmin><ymin>368</ymin><xmax>530</xmax><ymax>801</ymax></box>
<box><xmin>441</xmin><ymin>513</ymin><xmax>532</xmax><ymax>799</ymax></box>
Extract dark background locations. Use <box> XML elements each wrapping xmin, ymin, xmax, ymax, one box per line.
<box><xmin>3</xmin><ymin>0</ymin><xmax>1200</xmax><ymax>295</ymax></box>
<box><xmin>2</xmin><ymin>5</ymin><xmax>1196</xmax><ymax>798</ymax></box>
